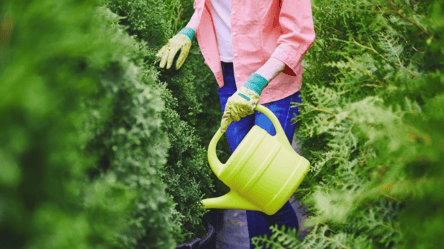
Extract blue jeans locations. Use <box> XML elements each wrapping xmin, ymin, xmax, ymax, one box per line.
<box><xmin>218</xmin><ymin>61</ymin><xmax>301</xmax><ymax>249</ymax></box>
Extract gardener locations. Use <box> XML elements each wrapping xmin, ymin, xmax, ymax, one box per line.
<box><xmin>156</xmin><ymin>0</ymin><xmax>315</xmax><ymax>248</ymax></box>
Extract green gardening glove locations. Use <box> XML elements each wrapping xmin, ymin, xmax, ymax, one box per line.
<box><xmin>156</xmin><ymin>27</ymin><xmax>195</xmax><ymax>70</ymax></box>
<box><xmin>220</xmin><ymin>73</ymin><xmax>269</xmax><ymax>133</ymax></box>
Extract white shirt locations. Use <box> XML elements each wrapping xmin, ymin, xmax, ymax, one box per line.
<box><xmin>210</xmin><ymin>0</ymin><xmax>233</xmax><ymax>62</ymax></box>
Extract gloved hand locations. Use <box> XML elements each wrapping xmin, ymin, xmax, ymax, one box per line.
<box><xmin>156</xmin><ymin>27</ymin><xmax>195</xmax><ymax>70</ymax></box>
<box><xmin>220</xmin><ymin>73</ymin><xmax>269</xmax><ymax>133</ymax></box>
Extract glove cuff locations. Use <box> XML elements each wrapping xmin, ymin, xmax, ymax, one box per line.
<box><xmin>178</xmin><ymin>27</ymin><xmax>195</xmax><ymax>41</ymax></box>
<box><xmin>243</xmin><ymin>73</ymin><xmax>269</xmax><ymax>96</ymax></box>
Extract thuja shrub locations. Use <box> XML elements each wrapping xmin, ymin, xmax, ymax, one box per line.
<box><xmin>103</xmin><ymin>0</ymin><xmax>224</xmax><ymax>244</ymax></box>
<box><xmin>82</xmin><ymin>7</ymin><xmax>177</xmax><ymax>248</ymax></box>
<box><xmin>160</xmin><ymin>0</ymin><xmax>232</xmax><ymax>195</ymax></box>
<box><xmin>103</xmin><ymin>0</ymin><xmax>226</xmax><ymax>147</ymax></box>
<box><xmin>252</xmin><ymin>0</ymin><xmax>444</xmax><ymax>248</ymax></box>
<box><xmin>0</xmin><ymin>0</ymin><xmax>175</xmax><ymax>248</ymax></box>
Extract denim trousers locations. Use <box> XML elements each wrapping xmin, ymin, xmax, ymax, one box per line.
<box><xmin>218</xmin><ymin>61</ymin><xmax>301</xmax><ymax>248</ymax></box>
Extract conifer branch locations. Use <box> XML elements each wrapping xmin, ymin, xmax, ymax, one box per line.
<box><xmin>369</xmin><ymin>2</ymin><xmax>425</xmax><ymax>53</ymax></box>
<box><xmin>332</xmin><ymin>38</ymin><xmax>390</xmax><ymax>61</ymax></box>
<box><xmin>379</xmin><ymin>33</ymin><xmax>419</xmax><ymax>78</ymax></box>
<box><xmin>301</xmin><ymin>103</ymin><xmax>338</xmax><ymax>120</ymax></box>
<box><xmin>362</xmin><ymin>83</ymin><xmax>382</xmax><ymax>88</ymax></box>
<box><xmin>317</xmin><ymin>23</ymin><xmax>371</xmax><ymax>43</ymax></box>
<box><xmin>305</xmin><ymin>225</ymin><xmax>353</xmax><ymax>249</ymax></box>
<box><xmin>334</xmin><ymin>38</ymin><xmax>419</xmax><ymax>78</ymax></box>
<box><xmin>345</xmin><ymin>122</ymin><xmax>355</xmax><ymax>146</ymax></box>
<box><xmin>347</xmin><ymin>59</ymin><xmax>387</xmax><ymax>87</ymax></box>
<box><xmin>324</xmin><ymin>236</ymin><xmax>352</xmax><ymax>249</ymax></box>
<box><xmin>386</xmin><ymin>0</ymin><xmax>429</xmax><ymax>37</ymax></box>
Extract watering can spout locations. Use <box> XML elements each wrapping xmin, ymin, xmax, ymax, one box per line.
<box><xmin>202</xmin><ymin>190</ymin><xmax>260</xmax><ymax>211</ymax></box>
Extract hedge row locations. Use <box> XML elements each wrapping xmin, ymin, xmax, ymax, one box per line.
<box><xmin>0</xmin><ymin>0</ymin><xmax>227</xmax><ymax>247</ymax></box>
<box><xmin>1</xmin><ymin>0</ymin><xmax>233</xmax><ymax>247</ymax></box>
<box><xmin>101</xmin><ymin>0</ymin><xmax>233</xmax><ymax>243</ymax></box>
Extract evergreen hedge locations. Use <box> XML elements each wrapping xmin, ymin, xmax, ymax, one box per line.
<box><xmin>102</xmin><ymin>0</ymin><xmax>234</xmax><ymax>243</ymax></box>
<box><xmin>0</xmin><ymin>0</ymin><xmax>176</xmax><ymax>248</ymax></box>
<box><xmin>252</xmin><ymin>0</ymin><xmax>444</xmax><ymax>248</ymax></box>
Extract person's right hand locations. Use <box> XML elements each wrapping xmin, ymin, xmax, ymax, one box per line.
<box><xmin>156</xmin><ymin>27</ymin><xmax>194</xmax><ymax>70</ymax></box>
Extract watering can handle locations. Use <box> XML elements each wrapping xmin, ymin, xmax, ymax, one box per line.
<box><xmin>208</xmin><ymin>104</ymin><xmax>288</xmax><ymax>176</ymax></box>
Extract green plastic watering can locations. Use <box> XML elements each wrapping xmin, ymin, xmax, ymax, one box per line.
<box><xmin>201</xmin><ymin>104</ymin><xmax>310</xmax><ymax>215</ymax></box>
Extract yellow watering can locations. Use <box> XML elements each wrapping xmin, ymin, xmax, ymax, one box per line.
<box><xmin>201</xmin><ymin>104</ymin><xmax>310</xmax><ymax>215</ymax></box>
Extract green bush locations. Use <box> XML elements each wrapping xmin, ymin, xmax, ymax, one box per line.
<box><xmin>0</xmin><ymin>0</ymin><xmax>175</xmax><ymax>248</ymax></box>
<box><xmin>103</xmin><ymin>0</ymin><xmax>228</xmax><ymax>244</ymax></box>
<box><xmin>252</xmin><ymin>0</ymin><xmax>444</xmax><ymax>248</ymax></box>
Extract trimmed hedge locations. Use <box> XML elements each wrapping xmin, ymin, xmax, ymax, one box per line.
<box><xmin>103</xmin><ymin>0</ymin><xmax>228</xmax><ymax>244</ymax></box>
<box><xmin>0</xmin><ymin>0</ymin><xmax>176</xmax><ymax>248</ymax></box>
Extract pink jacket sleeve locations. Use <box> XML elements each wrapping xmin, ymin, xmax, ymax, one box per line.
<box><xmin>270</xmin><ymin>0</ymin><xmax>316</xmax><ymax>75</ymax></box>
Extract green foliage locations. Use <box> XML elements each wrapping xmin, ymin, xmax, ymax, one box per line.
<box><xmin>252</xmin><ymin>223</ymin><xmax>373</xmax><ymax>249</ymax></box>
<box><xmin>82</xmin><ymin>7</ymin><xmax>176</xmax><ymax>247</ymax></box>
<box><xmin>0</xmin><ymin>0</ymin><xmax>176</xmax><ymax>248</ymax></box>
<box><xmin>99</xmin><ymin>0</ymin><xmax>172</xmax><ymax>47</ymax></box>
<box><xmin>256</xmin><ymin>0</ymin><xmax>444</xmax><ymax>248</ymax></box>
<box><xmin>103</xmin><ymin>0</ymin><xmax>229</xmax><ymax>244</ymax></box>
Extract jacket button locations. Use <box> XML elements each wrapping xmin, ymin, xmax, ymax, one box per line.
<box><xmin>234</xmin><ymin>53</ymin><xmax>238</xmax><ymax>56</ymax></box>
<box><xmin>233</xmin><ymin>32</ymin><xmax>237</xmax><ymax>36</ymax></box>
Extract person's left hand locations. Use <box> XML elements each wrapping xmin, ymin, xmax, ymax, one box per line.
<box><xmin>221</xmin><ymin>86</ymin><xmax>260</xmax><ymax>133</ymax></box>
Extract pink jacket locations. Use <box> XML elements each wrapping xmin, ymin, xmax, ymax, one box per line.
<box><xmin>188</xmin><ymin>0</ymin><xmax>316</xmax><ymax>104</ymax></box>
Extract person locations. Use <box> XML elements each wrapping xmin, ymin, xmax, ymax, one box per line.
<box><xmin>156</xmin><ymin>0</ymin><xmax>315</xmax><ymax>248</ymax></box>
